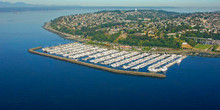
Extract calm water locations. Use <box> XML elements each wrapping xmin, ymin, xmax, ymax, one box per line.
<box><xmin>0</xmin><ymin>8</ymin><xmax>220</xmax><ymax>110</ymax></box>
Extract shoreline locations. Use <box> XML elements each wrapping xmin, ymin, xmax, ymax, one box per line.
<box><xmin>28</xmin><ymin>47</ymin><xmax>166</xmax><ymax>78</ymax></box>
<box><xmin>43</xmin><ymin>22</ymin><xmax>89</xmax><ymax>43</ymax></box>
<box><xmin>43</xmin><ymin>22</ymin><xmax>220</xmax><ymax>58</ymax></box>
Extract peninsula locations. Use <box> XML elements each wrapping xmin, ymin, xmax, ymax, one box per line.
<box><xmin>44</xmin><ymin>10</ymin><xmax>220</xmax><ymax>57</ymax></box>
<box><xmin>29</xmin><ymin>9</ymin><xmax>220</xmax><ymax>78</ymax></box>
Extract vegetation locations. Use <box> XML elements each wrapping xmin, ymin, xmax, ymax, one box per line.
<box><xmin>142</xmin><ymin>47</ymin><xmax>151</xmax><ymax>51</ymax></box>
<box><xmin>118</xmin><ymin>34</ymin><xmax>182</xmax><ymax>48</ymax></box>
<box><xmin>212</xmin><ymin>45</ymin><xmax>220</xmax><ymax>52</ymax></box>
<box><xmin>183</xmin><ymin>31</ymin><xmax>220</xmax><ymax>40</ymax></box>
<box><xmin>194</xmin><ymin>44</ymin><xmax>212</xmax><ymax>50</ymax></box>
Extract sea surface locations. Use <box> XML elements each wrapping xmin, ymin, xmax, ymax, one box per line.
<box><xmin>0</xmin><ymin>8</ymin><xmax>220</xmax><ymax>110</ymax></box>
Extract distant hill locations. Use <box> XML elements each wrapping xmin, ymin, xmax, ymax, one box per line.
<box><xmin>215</xmin><ymin>10</ymin><xmax>220</xmax><ymax>13</ymax></box>
<box><xmin>0</xmin><ymin>1</ymin><xmax>83</xmax><ymax>12</ymax></box>
<box><xmin>0</xmin><ymin>1</ymin><xmax>41</xmax><ymax>7</ymax></box>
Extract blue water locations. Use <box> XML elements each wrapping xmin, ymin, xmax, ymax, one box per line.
<box><xmin>0</xmin><ymin>8</ymin><xmax>220</xmax><ymax>110</ymax></box>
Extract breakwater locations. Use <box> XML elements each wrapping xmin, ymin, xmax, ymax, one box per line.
<box><xmin>28</xmin><ymin>47</ymin><xmax>166</xmax><ymax>78</ymax></box>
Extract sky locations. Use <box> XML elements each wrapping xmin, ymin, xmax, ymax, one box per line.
<box><xmin>1</xmin><ymin>0</ymin><xmax>220</xmax><ymax>7</ymax></box>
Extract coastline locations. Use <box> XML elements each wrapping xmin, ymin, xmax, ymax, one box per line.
<box><xmin>43</xmin><ymin>22</ymin><xmax>89</xmax><ymax>43</ymax></box>
<box><xmin>43</xmin><ymin>22</ymin><xmax>220</xmax><ymax>58</ymax></box>
<box><xmin>28</xmin><ymin>47</ymin><xmax>166</xmax><ymax>78</ymax></box>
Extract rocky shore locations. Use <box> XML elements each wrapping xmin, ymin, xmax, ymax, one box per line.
<box><xmin>43</xmin><ymin>22</ymin><xmax>90</xmax><ymax>43</ymax></box>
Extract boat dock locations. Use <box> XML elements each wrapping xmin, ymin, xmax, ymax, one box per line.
<box><xmin>29</xmin><ymin>42</ymin><xmax>188</xmax><ymax>78</ymax></box>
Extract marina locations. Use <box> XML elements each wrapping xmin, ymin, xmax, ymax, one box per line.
<box><xmin>2</xmin><ymin>8</ymin><xmax>220</xmax><ymax>110</ymax></box>
<box><xmin>30</xmin><ymin>42</ymin><xmax>187</xmax><ymax>78</ymax></box>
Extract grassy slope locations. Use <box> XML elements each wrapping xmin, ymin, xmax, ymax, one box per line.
<box><xmin>194</xmin><ymin>44</ymin><xmax>212</xmax><ymax>50</ymax></box>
